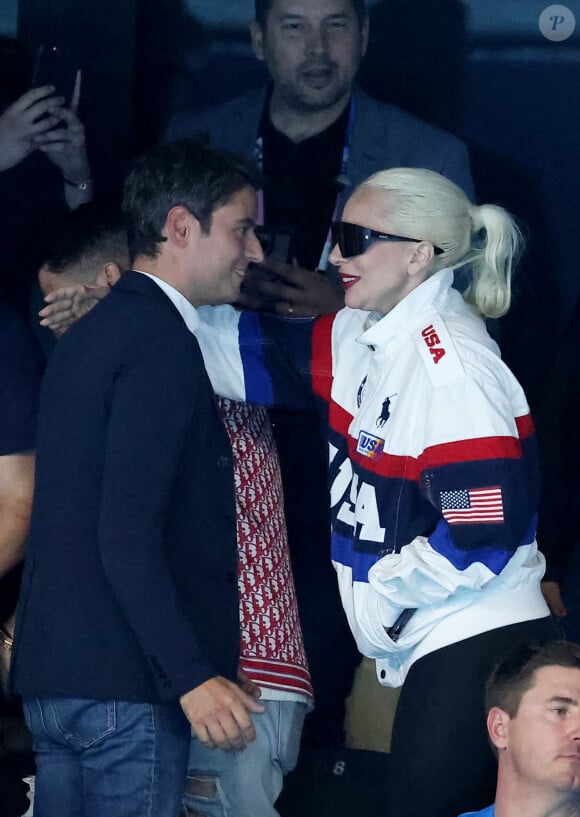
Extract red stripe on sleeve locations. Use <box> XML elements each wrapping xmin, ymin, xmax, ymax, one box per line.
<box><xmin>515</xmin><ymin>413</ymin><xmax>535</xmax><ymax>440</ymax></box>
<box><xmin>419</xmin><ymin>435</ymin><xmax>523</xmax><ymax>471</ymax></box>
<box><xmin>349</xmin><ymin>439</ymin><xmax>421</xmax><ymax>479</ymax></box>
<box><xmin>327</xmin><ymin>400</ymin><xmax>421</xmax><ymax>479</ymax></box>
<box><xmin>310</xmin><ymin>314</ymin><xmax>335</xmax><ymax>402</ymax></box>
<box><xmin>342</xmin><ymin>433</ymin><xmax>524</xmax><ymax>481</ymax></box>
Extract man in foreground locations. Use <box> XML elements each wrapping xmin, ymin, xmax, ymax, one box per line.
<box><xmin>9</xmin><ymin>140</ymin><xmax>265</xmax><ymax>817</ymax></box>
<box><xmin>460</xmin><ymin>641</ymin><xmax>580</xmax><ymax>817</ymax></box>
<box><xmin>36</xmin><ymin>202</ymin><xmax>314</xmax><ymax>816</ymax></box>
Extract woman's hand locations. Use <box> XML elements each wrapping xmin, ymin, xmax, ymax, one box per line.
<box><xmin>541</xmin><ymin>580</ymin><xmax>567</xmax><ymax>618</ymax></box>
<box><xmin>39</xmin><ymin>284</ymin><xmax>110</xmax><ymax>334</ymax></box>
<box><xmin>238</xmin><ymin>259</ymin><xmax>344</xmax><ymax>317</ymax></box>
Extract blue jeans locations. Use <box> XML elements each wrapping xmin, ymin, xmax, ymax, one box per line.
<box><xmin>23</xmin><ymin>696</ymin><xmax>190</xmax><ymax>817</ymax></box>
<box><xmin>183</xmin><ymin>699</ymin><xmax>307</xmax><ymax>817</ymax></box>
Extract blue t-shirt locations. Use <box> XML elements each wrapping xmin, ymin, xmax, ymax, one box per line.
<box><xmin>458</xmin><ymin>806</ymin><xmax>494</xmax><ymax>817</ymax></box>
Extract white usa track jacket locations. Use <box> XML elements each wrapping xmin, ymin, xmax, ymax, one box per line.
<box><xmin>196</xmin><ymin>270</ymin><xmax>548</xmax><ymax>686</ymax></box>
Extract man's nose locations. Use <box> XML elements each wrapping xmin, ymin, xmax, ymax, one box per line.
<box><xmin>569</xmin><ymin>714</ymin><xmax>580</xmax><ymax>741</ymax></box>
<box><xmin>305</xmin><ymin>25</ymin><xmax>327</xmax><ymax>56</ymax></box>
<box><xmin>247</xmin><ymin>230</ymin><xmax>264</xmax><ymax>264</ymax></box>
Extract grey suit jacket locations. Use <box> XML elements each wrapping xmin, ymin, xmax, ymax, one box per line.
<box><xmin>166</xmin><ymin>85</ymin><xmax>475</xmax><ymax>208</ymax></box>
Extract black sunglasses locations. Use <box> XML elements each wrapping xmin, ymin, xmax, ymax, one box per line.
<box><xmin>331</xmin><ymin>221</ymin><xmax>444</xmax><ymax>258</ymax></box>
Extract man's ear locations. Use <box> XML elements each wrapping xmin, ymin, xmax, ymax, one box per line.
<box><xmin>164</xmin><ymin>206</ymin><xmax>197</xmax><ymax>250</ymax></box>
<box><xmin>250</xmin><ymin>21</ymin><xmax>266</xmax><ymax>61</ymax></box>
<box><xmin>487</xmin><ymin>706</ymin><xmax>510</xmax><ymax>751</ymax></box>
<box><xmin>38</xmin><ymin>264</ymin><xmax>55</xmax><ymax>297</ymax></box>
<box><xmin>95</xmin><ymin>262</ymin><xmax>123</xmax><ymax>288</ymax></box>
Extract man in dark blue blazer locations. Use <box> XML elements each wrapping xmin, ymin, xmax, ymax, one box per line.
<box><xmin>10</xmin><ymin>141</ymin><xmax>265</xmax><ymax>817</ymax></box>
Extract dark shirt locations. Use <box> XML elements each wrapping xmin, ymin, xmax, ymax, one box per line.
<box><xmin>261</xmin><ymin>100</ymin><xmax>350</xmax><ymax>270</ymax></box>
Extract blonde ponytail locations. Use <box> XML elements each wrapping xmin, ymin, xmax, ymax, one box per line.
<box><xmin>461</xmin><ymin>204</ymin><xmax>523</xmax><ymax>318</ymax></box>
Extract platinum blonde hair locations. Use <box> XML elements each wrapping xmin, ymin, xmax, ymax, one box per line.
<box><xmin>360</xmin><ymin>168</ymin><xmax>523</xmax><ymax>318</ymax></box>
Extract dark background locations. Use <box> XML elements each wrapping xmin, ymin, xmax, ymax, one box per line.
<box><xmin>2</xmin><ymin>0</ymin><xmax>578</xmax><ymax>405</ymax></box>
<box><xmin>0</xmin><ymin>2</ymin><xmax>578</xmax><ymax>813</ymax></box>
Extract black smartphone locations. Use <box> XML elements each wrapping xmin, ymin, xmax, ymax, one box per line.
<box><xmin>31</xmin><ymin>45</ymin><xmax>76</xmax><ymax>107</ymax></box>
<box><xmin>255</xmin><ymin>228</ymin><xmax>293</xmax><ymax>265</ymax></box>
<box><xmin>385</xmin><ymin>608</ymin><xmax>416</xmax><ymax>643</ymax></box>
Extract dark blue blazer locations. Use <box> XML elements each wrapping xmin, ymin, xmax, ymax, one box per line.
<box><xmin>11</xmin><ymin>272</ymin><xmax>240</xmax><ymax>703</ymax></box>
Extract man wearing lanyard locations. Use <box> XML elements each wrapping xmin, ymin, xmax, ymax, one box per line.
<box><xmin>167</xmin><ymin>0</ymin><xmax>475</xmax><ymax>750</ymax></box>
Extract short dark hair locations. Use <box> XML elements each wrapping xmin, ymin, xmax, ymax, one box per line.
<box><xmin>40</xmin><ymin>203</ymin><xmax>128</xmax><ymax>280</ymax></box>
<box><xmin>254</xmin><ymin>0</ymin><xmax>368</xmax><ymax>29</ymax></box>
<box><xmin>122</xmin><ymin>140</ymin><xmax>261</xmax><ymax>261</ymax></box>
<box><xmin>485</xmin><ymin>641</ymin><xmax>580</xmax><ymax>718</ymax></box>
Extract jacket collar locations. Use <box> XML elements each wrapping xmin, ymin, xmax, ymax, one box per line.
<box><xmin>133</xmin><ymin>271</ymin><xmax>199</xmax><ymax>335</ymax></box>
<box><xmin>358</xmin><ymin>269</ymin><xmax>454</xmax><ymax>349</ymax></box>
<box><xmin>114</xmin><ymin>270</ymin><xmax>200</xmax><ymax>335</ymax></box>
<box><xmin>224</xmin><ymin>86</ymin><xmax>270</xmax><ymax>157</ymax></box>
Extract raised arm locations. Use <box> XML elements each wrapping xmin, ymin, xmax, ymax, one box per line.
<box><xmin>0</xmin><ymin>86</ymin><xmax>65</xmax><ymax>171</ymax></box>
<box><xmin>34</xmin><ymin>71</ymin><xmax>93</xmax><ymax>209</ymax></box>
<box><xmin>0</xmin><ymin>308</ymin><xmax>44</xmax><ymax>576</ymax></box>
<box><xmin>195</xmin><ymin>304</ymin><xmax>329</xmax><ymax>411</ymax></box>
<box><xmin>0</xmin><ymin>453</ymin><xmax>35</xmax><ymax>578</ymax></box>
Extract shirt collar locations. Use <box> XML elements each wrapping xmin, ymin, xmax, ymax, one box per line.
<box><xmin>133</xmin><ymin>270</ymin><xmax>200</xmax><ymax>336</ymax></box>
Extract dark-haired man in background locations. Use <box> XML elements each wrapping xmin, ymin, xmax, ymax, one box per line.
<box><xmin>10</xmin><ymin>141</ymin><xmax>265</xmax><ymax>817</ymax></box>
<box><xmin>36</xmin><ymin>204</ymin><xmax>128</xmax><ymax>337</ymax></box>
<box><xmin>168</xmin><ymin>0</ymin><xmax>475</xmax><ymax>748</ymax></box>
<box><xmin>459</xmin><ymin>641</ymin><xmax>580</xmax><ymax>817</ymax></box>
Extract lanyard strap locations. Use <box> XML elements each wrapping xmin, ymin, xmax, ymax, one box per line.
<box><xmin>255</xmin><ymin>97</ymin><xmax>356</xmax><ymax>270</ymax></box>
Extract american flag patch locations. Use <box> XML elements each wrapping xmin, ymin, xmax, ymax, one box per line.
<box><xmin>440</xmin><ymin>487</ymin><xmax>504</xmax><ymax>525</ymax></box>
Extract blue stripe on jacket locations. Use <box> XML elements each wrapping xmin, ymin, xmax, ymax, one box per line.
<box><xmin>428</xmin><ymin>514</ymin><xmax>538</xmax><ymax>574</ymax></box>
<box><xmin>238</xmin><ymin>312</ymin><xmax>274</xmax><ymax>405</ymax></box>
<box><xmin>332</xmin><ymin>531</ymin><xmax>379</xmax><ymax>582</ymax></box>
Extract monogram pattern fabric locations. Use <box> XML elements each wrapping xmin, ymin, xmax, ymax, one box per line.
<box><xmin>217</xmin><ymin>398</ymin><xmax>313</xmax><ymax>698</ymax></box>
